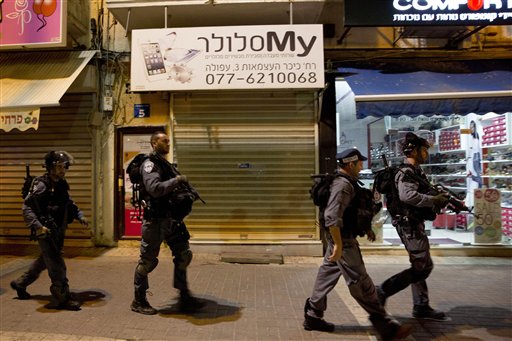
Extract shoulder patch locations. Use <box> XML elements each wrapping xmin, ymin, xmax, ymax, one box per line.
<box><xmin>144</xmin><ymin>160</ymin><xmax>154</xmax><ymax>173</ymax></box>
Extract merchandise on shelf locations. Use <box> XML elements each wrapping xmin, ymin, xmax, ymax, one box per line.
<box><xmin>503</xmin><ymin>207</ymin><xmax>512</xmax><ymax>239</ymax></box>
<box><xmin>438</xmin><ymin>128</ymin><xmax>461</xmax><ymax>151</ymax></box>
<box><xmin>482</xmin><ymin>116</ymin><xmax>508</xmax><ymax>147</ymax></box>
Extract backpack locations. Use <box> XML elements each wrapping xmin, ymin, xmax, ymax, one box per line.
<box><xmin>126</xmin><ymin>153</ymin><xmax>150</xmax><ymax>220</ymax></box>
<box><xmin>309</xmin><ymin>174</ymin><xmax>337</xmax><ymax>209</ymax></box>
<box><xmin>373</xmin><ymin>166</ymin><xmax>401</xmax><ymax>217</ymax></box>
<box><xmin>373</xmin><ymin>166</ymin><xmax>403</xmax><ymax>217</ymax></box>
<box><xmin>373</xmin><ymin>164</ymin><xmax>436</xmax><ymax>221</ymax></box>
<box><xmin>21</xmin><ymin>164</ymin><xmax>35</xmax><ymax>199</ymax></box>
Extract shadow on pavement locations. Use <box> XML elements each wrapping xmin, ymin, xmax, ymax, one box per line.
<box><xmin>73</xmin><ymin>289</ymin><xmax>109</xmax><ymax>307</ymax></box>
<box><xmin>158</xmin><ymin>295</ymin><xmax>242</xmax><ymax>325</ymax></box>
<box><xmin>404</xmin><ymin>305</ymin><xmax>512</xmax><ymax>341</ymax></box>
<box><xmin>12</xmin><ymin>289</ymin><xmax>109</xmax><ymax>312</ymax></box>
<box><xmin>332</xmin><ymin>324</ymin><xmax>373</xmax><ymax>336</ymax></box>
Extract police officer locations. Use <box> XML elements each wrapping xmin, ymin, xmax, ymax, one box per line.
<box><xmin>11</xmin><ymin>151</ymin><xmax>89</xmax><ymax>310</ymax></box>
<box><xmin>304</xmin><ymin>148</ymin><xmax>411</xmax><ymax>340</ymax></box>
<box><xmin>131</xmin><ymin>131</ymin><xmax>203</xmax><ymax>315</ymax></box>
<box><xmin>376</xmin><ymin>132</ymin><xmax>449</xmax><ymax>321</ymax></box>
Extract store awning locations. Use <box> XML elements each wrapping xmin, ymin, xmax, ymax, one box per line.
<box><xmin>0</xmin><ymin>51</ymin><xmax>96</xmax><ymax>111</ymax></box>
<box><xmin>340</xmin><ymin>67</ymin><xmax>512</xmax><ymax>118</ymax></box>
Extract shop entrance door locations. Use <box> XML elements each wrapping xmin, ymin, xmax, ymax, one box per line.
<box><xmin>115</xmin><ymin>127</ymin><xmax>164</xmax><ymax>239</ymax></box>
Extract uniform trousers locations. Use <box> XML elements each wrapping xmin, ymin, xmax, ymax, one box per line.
<box><xmin>308</xmin><ymin>236</ymin><xmax>394</xmax><ymax>333</ymax></box>
<box><xmin>14</xmin><ymin>230</ymin><xmax>71</xmax><ymax>302</ymax></box>
<box><xmin>379</xmin><ymin>219</ymin><xmax>432</xmax><ymax>306</ymax></box>
<box><xmin>134</xmin><ymin>217</ymin><xmax>191</xmax><ymax>295</ymax></box>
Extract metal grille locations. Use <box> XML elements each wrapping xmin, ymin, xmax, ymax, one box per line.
<box><xmin>0</xmin><ymin>94</ymin><xmax>94</xmax><ymax>241</ymax></box>
<box><xmin>172</xmin><ymin>91</ymin><xmax>318</xmax><ymax>241</ymax></box>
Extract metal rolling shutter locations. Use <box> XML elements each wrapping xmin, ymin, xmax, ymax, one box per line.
<box><xmin>172</xmin><ymin>91</ymin><xmax>318</xmax><ymax>241</ymax></box>
<box><xmin>0</xmin><ymin>94</ymin><xmax>94</xmax><ymax>242</ymax></box>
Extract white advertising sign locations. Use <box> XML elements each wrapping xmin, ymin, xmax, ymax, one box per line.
<box><xmin>131</xmin><ymin>25</ymin><xmax>324</xmax><ymax>91</ymax></box>
<box><xmin>473</xmin><ymin>188</ymin><xmax>502</xmax><ymax>244</ymax></box>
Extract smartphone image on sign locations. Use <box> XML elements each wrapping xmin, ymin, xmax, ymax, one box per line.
<box><xmin>140</xmin><ymin>42</ymin><xmax>167</xmax><ymax>81</ymax></box>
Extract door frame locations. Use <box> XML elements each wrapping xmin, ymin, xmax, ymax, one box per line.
<box><xmin>114</xmin><ymin>126</ymin><xmax>165</xmax><ymax>240</ymax></box>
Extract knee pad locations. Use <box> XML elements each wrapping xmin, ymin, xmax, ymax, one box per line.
<box><xmin>175</xmin><ymin>248</ymin><xmax>193</xmax><ymax>270</ymax></box>
<box><xmin>136</xmin><ymin>258</ymin><xmax>159</xmax><ymax>276</ymax></box>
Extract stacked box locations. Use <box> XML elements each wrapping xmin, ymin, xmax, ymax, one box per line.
<box><xmin>482</xmin><ymin>116</ymin><xmax>508</xmax><ymax>147</ymax></box>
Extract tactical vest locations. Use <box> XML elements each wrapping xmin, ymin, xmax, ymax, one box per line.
<box><xmin>27</xmin><ymin>174</ymin><xmax>74</xmax><ymax>228</ymax></box>
<box><xmin>337</xmin><ymin>174</ymin><xmax>378</xmax><ymax>239</ymax></box>
<box><xmin>398</xmin><ymin>164</ymin><xmax>436</xmax><ymax>222</ymax></box>
<box><xmin>141</xmin><ymin>153</ymin><xmax>175</xmax><ymax>218</ymax></box>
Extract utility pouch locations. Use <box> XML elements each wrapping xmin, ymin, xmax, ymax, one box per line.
<box><xmin>397</xmin><ymin>218</ymin><xmax>416</xmax><ymax>240</ymax></box>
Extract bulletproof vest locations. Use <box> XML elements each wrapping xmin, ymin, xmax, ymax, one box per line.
<box><xmin>30</xmin><ymin>174</ymin><xmax>71</xmax><ymax>227</ymax></box>
<box><xmin>337</xmin><ymin>174</ymin><xmax>376</xmax><ymax>239</ymax></box>
<box><xmin>399</xmin><ymin>165</ymin><xmax>436</xmax><ymax>222</ymax></box>
<box><xmin>142</xmin><ymin>153</ymin><xmax>175</xmax><ymax>217</ymax></box>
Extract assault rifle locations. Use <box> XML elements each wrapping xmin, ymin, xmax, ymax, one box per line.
<box><xmin>381</xmin><ymin>155</ymin><xmax>479</xmax><ymax>218</ymax></box>
<box><xmin>153</xmin><ymin>153</ymin><xmax>206</xmax><ymax>205</ymax></box>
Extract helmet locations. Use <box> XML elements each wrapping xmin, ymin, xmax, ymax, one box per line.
<box><xmin>44</xmin><ymin>151</ymin><xmax>74</xmax><ymax>170</ymax></box>
<box><xmin>401</xmin><ymin>132</ymin><xmax>430</xmax><ymax>155</ymax></box>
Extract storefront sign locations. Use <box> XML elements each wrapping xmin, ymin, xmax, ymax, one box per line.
<box><xmin>134</xmin><ymin>104</ymin><xmax>150</xmax><ymax>118</ymax></box>
<box><xmin>473</xmin><ymin>188</ymin><xmax>502</xmax><ymax>244</ymax></box>
<box><xmin>131</xmin><ymin>25</ymin><xmax>324</xmax><ymax>91</ymax></box>
<box><xmin>0</xmin><ymin>0</ymin><xmax>67</xmax><ymax>48</ymax></box>
<box><xmin>0</xmin><ymin>109</ymin><xmax>40</xmax><ymax>132</ymax></box>
<box><xmin>345</xmin><ymin>0</ymin><xmax>512</xmax><ymax>26</ymax></box>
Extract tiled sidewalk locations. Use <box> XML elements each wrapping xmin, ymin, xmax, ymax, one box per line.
<box><xmin>0</xmin><ymin>246</ymin><xmax>511</xmax><ymax>341</ymax></box>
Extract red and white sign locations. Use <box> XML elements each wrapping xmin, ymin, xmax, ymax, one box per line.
<box><xmin>473</xmin><ymin>188</ymin><xmax>502</xmax><ymax>244</ymax></box>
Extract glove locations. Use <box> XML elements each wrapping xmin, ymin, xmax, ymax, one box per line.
<box><xmin>366</xmin><ymin>230</ymin><xmax>376</xmax><ymax>242</ymax></box>
<box><xmin>432</xmin><ymin>193</ymin><xmax>450</xmax><ymax>208</ymax></box>
<box><xmin>79</xmin><ymin>217</ymin><xmax>89</xmax><ymax>227</ymax></box>
<box><xmin>36</xmin><ymin>226</ymin><xmax>51</xmax><ymax>238</ymax></box>
<box><xmin>176</xmin><ymin>175</ymin><xmax>188</xmax><ymax>183</ymax></box>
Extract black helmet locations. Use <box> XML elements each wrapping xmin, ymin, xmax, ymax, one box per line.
<box><xmin>44</xmin><ymin>151</ymin><xmax>73</xmax><ymax>170</ymax></box>
<box><xmin>401</xmin><ymin>132</ymin><xmax>430</xmax><ymax>155</ymax></box>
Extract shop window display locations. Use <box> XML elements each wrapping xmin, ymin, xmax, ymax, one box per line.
<box><xmin>367</xmin><ymin>113</ymin><xmax>512</xmax><ymax>246</ymax></box>
<box><xmin>480</xmin><ymin>114</ymin><xmax>512</xmax><ymax>242</ymax></box>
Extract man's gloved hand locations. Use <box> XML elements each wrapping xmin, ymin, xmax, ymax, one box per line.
<box><xmin>366</xmin><ymin>230</ymin><xmax>376</xmax><ymax>242</ymax></box>
<box><xmin>432</xmin><ymin>193</ymin><xmax>450</xmax><ymax>208</ymax></box>
<box><xmin>79</xmin><ymin>217</ymin><xmax>89</xmax><ymax>227</ymax></box>
<box><xmin>36</xmin><ymin>226</ymin><xmax>51</xmax><ymax>238</ymax></box>
<box><xmin>176</xmin><ymin>175</ymin><xmax>188</xmax><ymax>183</ymax></box>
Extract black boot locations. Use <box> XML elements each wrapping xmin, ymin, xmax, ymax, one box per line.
<box><xmin>178</xmin><ymin>290</ymin><xmax>205</xmax><ymax>313</ymax></box>
<box><xmin>131</xmin><ymin>291</ymin><xmax>157</xmax><ymax>315</ymax></box>
<box><xmin>10</xmin><ymin>281</ymin><xmax>31</xmax><ymax>300</ymax></box>
<box><xmin>370</xmin><ymin>315</ymin><xmax>411</xmax><ymax>341</ymax></box>
<box><xmin>57</xmin><ymin>298</ymin><xmax>81</xmax><ymax>311</ymax></box>
<box><xmin>49</xmin><ymin>285</ymin><xmax>81</xmax><ymax>311</ymax></box>
<box><xmin>413</xmin><ymin>305</ymin><xmax>447</xmax><ymax>321</ymax></box>
<box><xmin>303</xmin><ymin>298</ymin><xmax>334</xmax><ymax>332</ymax></box>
